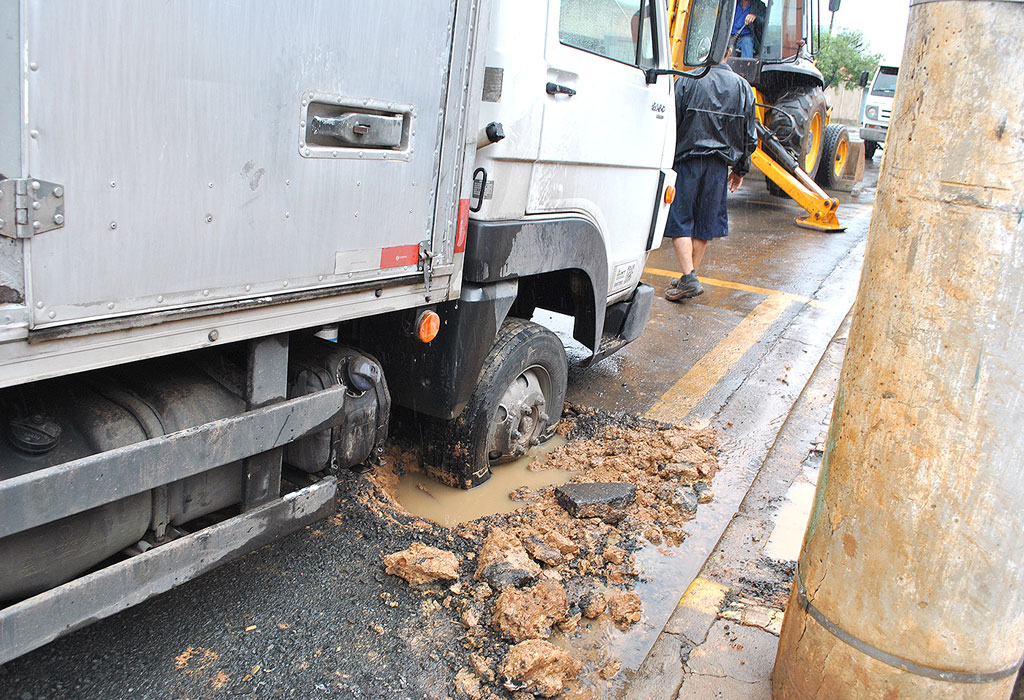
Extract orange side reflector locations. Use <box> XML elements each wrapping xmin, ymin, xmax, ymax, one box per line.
<box><xmin>664</xmin><ymin>186</ymin><xmax>676</xmax><ymax>204</ymax></box>
<box><xmin>416</xmin><ymin>310</ymin><xmax>440</xmax><ymax>343</ymax></box>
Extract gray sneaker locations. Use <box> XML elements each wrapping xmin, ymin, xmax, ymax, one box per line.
<box><xmin>666</xmin><ymin>272</ymin><xmax>704</xmax><ymax>301</ymax></box>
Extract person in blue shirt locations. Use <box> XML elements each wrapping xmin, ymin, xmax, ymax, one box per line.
<box><xmin>731</xmin><ymin>0</ymin><xmax>767</xmax><ymax>58</ymax></box>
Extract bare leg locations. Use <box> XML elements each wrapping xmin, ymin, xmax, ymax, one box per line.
<box><xmin>672</xmin><ymin>237</ymin><xmax>694</xmax><ymax>275</ymax></box>
<box><xmin>691</xmin><ymin>239</ymin><xmax>709</xmax><ymax>272</ymax></box>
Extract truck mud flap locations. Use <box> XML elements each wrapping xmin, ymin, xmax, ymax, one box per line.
<box><xmin>0</xmin><ymin>477</ymin><xmax>336</xmax><ymax>665</ymax></box>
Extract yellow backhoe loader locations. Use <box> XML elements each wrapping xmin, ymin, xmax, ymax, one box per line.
<box><xmin>667</xmin><ymin>0</ymin><xmax>850</xmax><ymax>232</ymax></box>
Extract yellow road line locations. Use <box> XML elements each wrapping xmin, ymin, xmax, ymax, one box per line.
<box><xmin>644</xmin><ymin>202</ymin><xmax>870</xmax><ymax>419</ymax></box>
<box><xmin>645</xmin><ymin>293</ymin><xmax>793</xmax><ymax>422</ymax></box>
<box><xmin>676</xmin><ymin>577</ymin><xmax>729</xmax><ymax>614</ymax></box>
<box><xmin>644</xmin><ymin>266</ymin><xmax>812</xmax><ymax>303</ymax></box>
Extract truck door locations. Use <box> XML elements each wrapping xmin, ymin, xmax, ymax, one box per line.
<box><xmin>531</xmin><ymin>0</ymin><xmax>674</xmax><ymax>298</ymax></box>
<box><xmin>17</xmin><ymin>1</ymin><xmax>462</xmax><ymax>330</ymax></box>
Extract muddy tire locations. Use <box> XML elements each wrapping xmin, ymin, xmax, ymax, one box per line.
<box><xmin>815</xmin><ymin>124</ymin><xmax>849</xmax><ymax>189</ymax></box>
<box><xmin>425</xmin><ymin>318</ymin><xmax>567</xmax><ymax>489</ymax></box>
<box><xmin>864</xmin><ymin>139</ymin><xmax>878</xmax><ymax>160</ymax></box>
<box><xmin>767</xmin><ymin>86</ymin><xmax>827</xmax><ymax>179</ymax></box>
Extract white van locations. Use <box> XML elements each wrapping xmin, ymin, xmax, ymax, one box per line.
<box><xmin>860</xmin><ymin>64</ymin><xmax>898</xmax><ymax>159</ymax></box>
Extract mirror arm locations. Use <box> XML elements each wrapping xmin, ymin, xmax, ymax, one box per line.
<box><xmin>645</xmin><ymin>65</ymin><xmax>712</xmax><ymax>84</ymax></box>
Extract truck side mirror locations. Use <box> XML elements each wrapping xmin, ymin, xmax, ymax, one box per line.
<box><xmin>859</xmin><ymin>71</ymin><xmax>870</xmax><ymax>88</ymax></box>
<box><xmin>829</xmin><ymin>0</ymin><xmax>842</xmax><ymax>11</ymax></box>
<box><xmin>681</xmin><ymin>0</ymin><xmax>734</xmax><ymax>68</ymax></box>
<box><xmin>646</xmin><ymin>0</ymin><xmax>735</xmax><ymax>83</ymax></box>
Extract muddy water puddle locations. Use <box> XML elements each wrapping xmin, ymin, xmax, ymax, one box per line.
<box><xmin>548</xmin><ymin>539</ymin><xmax>697</xmax><ymax>686</ymax></box>
<box><xmin>394</xmin><ymin>437</ymin><xmax>571</xmax><ymax>526</ymax></box>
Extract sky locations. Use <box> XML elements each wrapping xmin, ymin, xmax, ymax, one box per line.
<box><xmin>826</xmin><ymin>0</ymin><xmax>911</xmax><ymax>66</ymax></box>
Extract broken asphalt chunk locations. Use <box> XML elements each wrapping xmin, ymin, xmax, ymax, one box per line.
<box><xmin>554</xmin><ymin>482</ymin><xmax>636</xmax><ymax>525</ymax></box>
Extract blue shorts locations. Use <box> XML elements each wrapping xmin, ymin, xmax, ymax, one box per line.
<box><xmin>663</xmin><ymin>156</ymin><xmax>729</xmax><ymax>241</ymax></box>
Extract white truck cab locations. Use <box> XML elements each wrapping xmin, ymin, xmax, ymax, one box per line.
<box><xmin>473</xmin><ymin>0</ymin><xmax>675</xmax><ymax>305</ymax></box>
<box><xmin>860</xmin><ymin>64</ymin><xmax>898</xmax><ymax>160</ymax></box>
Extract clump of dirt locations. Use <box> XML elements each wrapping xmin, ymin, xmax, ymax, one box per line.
<box><xmin>383</xmin><ymin>542</ymin><xmax>460</xmax><ymax>585</ymax></box>
<box><xmin>491</xmin><ymin>580</ymin><xmax>568</xmax><ymax>643</ymax></box>
<box><xmin>369</xmin><ymin>404</ymin><xmax>720</xmax><ymax>698</ymax></box>
<box><xmin>499</xmin><ymin>639</ymin><xmax>582</xmax><ymax>698</ymax></box>
<box><xmin>476</xmin><ymin>528</ymin><xmax>543</xmax><ymax>589</ymax></box>
<box><xmin>607</xmin><ymin>591</ymin><xmax>643</xmax><ymax>627</ymax></box>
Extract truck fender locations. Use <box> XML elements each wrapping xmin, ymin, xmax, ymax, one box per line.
<box><xmin>462</xmin><ymin>217</ymin><xmax>608</xmax><ymax>353</ymax></box>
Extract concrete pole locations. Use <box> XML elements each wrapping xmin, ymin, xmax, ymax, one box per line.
<box><xmin>772</xmin><ymin>2</ymin><xmax>1024</xmax><ymax>699</ymax></box>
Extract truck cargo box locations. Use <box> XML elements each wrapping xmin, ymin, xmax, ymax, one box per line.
<box><xmin>0</xmin><ymin>0</ymin><xmax>482</xmax><ymax>388</ymax></box>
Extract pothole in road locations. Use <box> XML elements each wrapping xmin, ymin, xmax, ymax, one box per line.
<box><xmin>358</xmin><ymin>405</ymin><xmax>723</xmax><ymax>699</ymax></box>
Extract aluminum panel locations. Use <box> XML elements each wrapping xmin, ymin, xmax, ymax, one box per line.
<box><xmin>0</xmin><ymin>0</ymin><xmax>21</xmax><ymax>178</ymax></box>
<box><xmin>24</xmin><ymin>1</ymin><xmax>459</xmax><ymax>327</ymax></box>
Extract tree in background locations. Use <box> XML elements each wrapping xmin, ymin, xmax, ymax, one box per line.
<box><xmin>817</xmin><ymin>29</ymin><xmax>883</xmax><ymax>90</ymax></box>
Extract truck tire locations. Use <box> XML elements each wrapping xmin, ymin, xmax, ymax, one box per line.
<box><xmin>815</xmin><ymin>124</ymin><xmax>850</xmax><ymax>189</ymax></box>
<box><xmin>864</xmin><ymin>140</ymin><xmax>878</xmax><ymax>159</ymax></box>
<box><xmin>425</xmin><ymin>318</ymin><xmax>567</xmax><ymax>489</ymax></box>
<box><xmin>768</xmin><ymin>86</ymin><xmax>828</xmax><ymax>180</ymax></box>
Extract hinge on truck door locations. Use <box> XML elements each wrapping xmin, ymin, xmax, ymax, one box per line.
<box><xmin>0</xmin><ymin>179</ymin><xmax>65</xmax><ymax>239</ymax></box>
<box><xmin>418</xmin><ymin>240</ymin><xmax>434</xmax><ymax>293</ymax></box>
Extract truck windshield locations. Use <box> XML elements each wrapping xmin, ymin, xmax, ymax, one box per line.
<box><xmin>871</xmin><ymin>68</ymin><xmax>898</xmax><ymax>97</ymax></box>
<box><xmin>760</xmin><ymin>0</ymin><xmax>804</xmax><ymax>62</ymax></box>
<box><xmin>559</xmin><ymin>0</ymin><xmax>655</xmax><ymax>68</ymax></box>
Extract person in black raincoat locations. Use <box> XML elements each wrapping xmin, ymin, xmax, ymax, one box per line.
<box><xmin>664</xmin><ymin>42</ymin><xmax>757</xmax><ymax>302</ymax></box>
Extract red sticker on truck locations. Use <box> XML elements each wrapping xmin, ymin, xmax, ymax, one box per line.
<box><xmin>455</xmin><ymin>198</ymin><xmax>470</xmax><ymax>254</ymax></box>
<box><xmin>380</xmin><ymin>244</ymin><xmax>421</xmax><ymax>268</ymax></box>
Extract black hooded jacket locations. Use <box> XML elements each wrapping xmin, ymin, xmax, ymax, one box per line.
<box><xmin>672</xmin><ymin>63</ymin><xmax>757</xmax><ymax>177</ymax></box>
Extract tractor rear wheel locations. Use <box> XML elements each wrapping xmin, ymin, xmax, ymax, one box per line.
<box><xmin>767</xmin><ymin>86</ymin><xmax>828</xmax><ymax>180</ymax></box>
<box><xmin>816</xmin><ymin>124</ymin><xmax>850</xmax><ymax>188</ymax></box>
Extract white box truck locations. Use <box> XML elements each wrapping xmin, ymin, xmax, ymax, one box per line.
<box><xmin>0</xmin><ymin>0</ymin><xmax>733</xmax><ymax>662</ymax></box>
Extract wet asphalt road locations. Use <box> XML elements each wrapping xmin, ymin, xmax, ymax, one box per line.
<box><xmin>563</xmin><ymin>164</ymin><xmax>877</xmax><ymax>417</ymax></box>
<box><xmin>0</xmin><ymin>163</ymin><xmax>879</xmax><ymax>700</ymax></box>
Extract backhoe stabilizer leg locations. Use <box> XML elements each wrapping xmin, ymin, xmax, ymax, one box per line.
<box><xmin>751</xmin><ymin>146</ymin><xmax>845</xmax><ymax>233</ymax></box>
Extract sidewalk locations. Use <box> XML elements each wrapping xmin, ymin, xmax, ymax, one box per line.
<box><xmin>620</xmin><ymin>314</ymin><xmax>850</xmax><ymax>699</ymax></box>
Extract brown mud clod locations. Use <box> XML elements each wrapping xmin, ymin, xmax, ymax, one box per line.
<box><xmin>383</xmin><ymin>542</ymin><xmax>460</xmax><ymax>585</ymax></box>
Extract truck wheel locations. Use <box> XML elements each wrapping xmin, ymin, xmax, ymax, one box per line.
<box><xmin>768</xmin><ymin>86</ymin><xmax>828</xmax><ymax>179</ymax></box>
<box><xmin>426</xmin><ymin>318</ymin><xmax>567</xmax><ymax>489</ymax></box>
<box><xmin>864</xmin><ymin>140</ymin><xmax>878</xmax><ymax>160</ymax></box>
<box><xmin>815</xmin><ymin>124</ymin><xmax>850</xmax><ymax>188</ymax></box>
